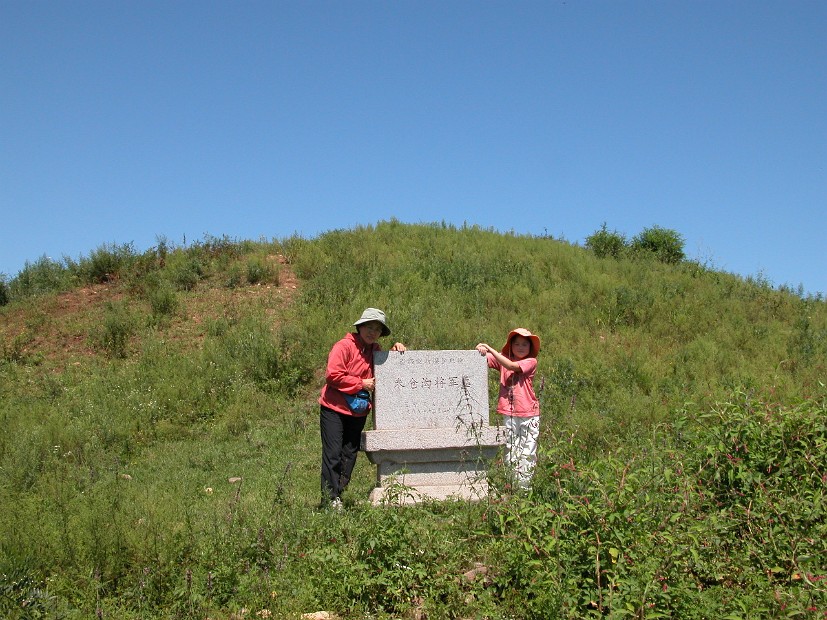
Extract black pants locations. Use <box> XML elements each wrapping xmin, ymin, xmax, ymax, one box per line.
<box><xmin>320</xmin><ymin>406</ymin><xmax>368</xmax><ymax>503</ymax></box>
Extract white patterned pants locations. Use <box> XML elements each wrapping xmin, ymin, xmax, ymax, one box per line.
<box><xmin>503</xmin><ymin>414</ymin><xmax>540</xmax><ymax>489</ymax></box>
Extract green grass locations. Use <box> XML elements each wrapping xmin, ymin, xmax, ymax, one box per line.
<box><xmin>0</xmin><ymin>221</ymin><xmax>825</xmax><ymax>618</ymax></box>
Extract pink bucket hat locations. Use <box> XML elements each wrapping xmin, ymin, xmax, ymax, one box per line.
<box><xmin>501</xmin><ymin>327</ymin><xmax>540</xmax><ymax>358</ymax></box>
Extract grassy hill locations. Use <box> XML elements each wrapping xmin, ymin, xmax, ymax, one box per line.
<box><xmin>1</xmin><ymin>221</ymin><xmax>825</xmax><ymax>619</ymax></box>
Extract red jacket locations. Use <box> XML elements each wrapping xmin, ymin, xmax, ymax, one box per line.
<box><xmin>318</xmin><ymin>332</ymin><xmax>380</xmax><ymax>416</ymax></box>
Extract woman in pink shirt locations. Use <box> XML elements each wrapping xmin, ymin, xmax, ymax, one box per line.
<box><xmin>319</xmin><ymin>308</ymin><xmax>406</xmax><ymax>509</ymax></box>
<box><xmin>476</xmin><ymin>328</ymin><xmax>541</xmax><ymax>490</ymax></box>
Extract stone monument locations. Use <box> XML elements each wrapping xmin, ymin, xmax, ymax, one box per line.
<box><xmin>361</xmin><ymin>350</ymin><xmax>504</xmax><ymax>504</ymax></box>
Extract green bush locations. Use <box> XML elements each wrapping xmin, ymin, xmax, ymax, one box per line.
<box><xmin>204</xmin><ymin>315</ymin><xmax>313</xmax><ymax>397</ymax></box>
<box><xmin>585</xmin><ymin>223</ymin><xmax>627</xmax><ymax>258</ymax></box>
<box><xmin>225</xmin><ymin>264</ymin><xmax>243</xmax><ymax>288</ymax></box>
<box><xmin>478</xmin><ymin>394</ymin><xmax>827</xmax><ymax>618</ymax></box>
<box><xmin>9</xmin><ymin>255</ymin><xmax>72</xmax><ymax>297</ymax></box>
<box><xmin>246</xmin><ymin>256</ymin><xmax>278</xmax><ymax>285</ymax></box>
<box><xmin>787</xmin><ymin>309</ymin><xmax>827</xmax><ymax>367</ymax></box>
<box><xmin>79</xmin><ymin>242</ymin><xmax>138</xmax><ymax>284</ymax></box>
<box><xmin>148</xmin><ymin>282</ymin><xmax>178</xmax><ymax>319</ymax></box>
<box><xmin>0</xmin><ymin>278</ymin><xmax>8</xmax><ymax>306</ymax></box>
<box><xmin>688</xmin><ymin>393</ymin><xmax>827</xmax><ymax>603</ymax></box>
<box><xmin>92</xmin><ymin>301</ymin><xmax>138</xmax><ymax>358</ymax></box>
<box><xmin>1</xmin><ymin>332</ymin><xmax>35</xmax><ymax>365</ymax></box>
<box><xmin>631</xmin><ymin>225</ymin><xmax>686</xmax><ymax>264</ymax></box>
<box><xmin>167</xmin><ymin>254</ymin><xmax>204</xmax><ymax>291</ymax></box>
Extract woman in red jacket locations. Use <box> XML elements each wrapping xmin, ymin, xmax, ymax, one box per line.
<box><xmin>318</xmin><ymin>308</ymin><xmax>406</xmax><ymax>509</ymax></box>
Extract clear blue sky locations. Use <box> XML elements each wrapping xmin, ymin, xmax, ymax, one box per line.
<box><xmin>2</xmin><ymin>1</ymin><xmax>825</xmax><ymax>295</ymax></box>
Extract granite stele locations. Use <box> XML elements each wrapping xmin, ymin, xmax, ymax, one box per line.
<box><xmin>361</xmin><ymin>350</ymin><xmax>504</xmax><ymax>504</ymax></box>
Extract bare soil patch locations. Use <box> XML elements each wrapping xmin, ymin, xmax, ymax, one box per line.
<box><xmin>0</xmin><ymin>255</ymin><xmax>299</xmax><ymax>371</ymax></box>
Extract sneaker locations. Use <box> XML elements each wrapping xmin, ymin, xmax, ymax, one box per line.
<box><xmin>330</xmin><ymin>498</ymin><xmax>343</xmax><ymax>511</ymax></box>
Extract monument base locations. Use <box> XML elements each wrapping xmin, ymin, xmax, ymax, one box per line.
<box><xmin>368</xmin><ymin>482</ymin><xmax>492</xmax><ymax>505</ymax></box>
<box><xmin>362</xmin><ymin>427</ymin><xmax>503</xmax><ymax>506</ymax></box>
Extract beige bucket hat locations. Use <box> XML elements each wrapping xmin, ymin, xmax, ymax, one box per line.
<box><xmin>353</xmin><ymin>307</ymin><xmax>391</xmax><ymax>337</ymax></box>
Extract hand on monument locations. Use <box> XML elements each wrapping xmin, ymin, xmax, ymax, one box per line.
<box><xmin>391</xmin><ymin>342</ymin><xmax>406</xmax><ymax>352</ymax></box>
<box><xmin>475</xmin><ymin>343</ymin><xmax>490</xmax><ymax>355</ymax></box>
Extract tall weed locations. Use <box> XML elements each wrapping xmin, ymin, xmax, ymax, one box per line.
<box><xmin>9</xmin><ymin>255</ymin><xmax>73</xmax><ymax>298</ymax></box>
<box><xmin>147</xmin><ymin>282</ymin><xmax>179</xmax><ymax>320</ymax></box>
<box><xmin>91</xmin><ymin>301</ymin><xmax>138</xmax><ymax>358</ymax></box>
<box><xmin>78</xmin><ymin>242</ymin><xmax>138</xmax><ymax>284</ymax></box>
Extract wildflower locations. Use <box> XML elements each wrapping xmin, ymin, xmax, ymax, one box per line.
<box><xmin>204</xmin><ymin>487</ymin><xmax>213</xmax><ymax>495</ymax></box>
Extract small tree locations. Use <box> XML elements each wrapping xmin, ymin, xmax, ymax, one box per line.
<box><xmin>585</xmin><ymin>223</ymin><xmax>627</xmax><ymax>259</ymax></box>
<box><xmin>630</xmin><ymin>225</ymin><xmax>685</xmax><ymax>264</ymax></box>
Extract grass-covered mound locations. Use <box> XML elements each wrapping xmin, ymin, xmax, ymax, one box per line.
<box><xmin>1</xmin><ymin>222</ymin><xmax>825</xmax><ymax>618</ymax></box>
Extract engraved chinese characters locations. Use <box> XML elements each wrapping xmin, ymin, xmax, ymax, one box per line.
<box><xmin>373</xmin><ymin>350</ymin><xmax>489</xmax><ymax>430</ymax></box>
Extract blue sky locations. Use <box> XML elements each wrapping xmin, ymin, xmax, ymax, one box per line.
<box><xmin>2</xmin><ymin>1</ymin><xmax>825</xmax><ymax>295</ymax></box>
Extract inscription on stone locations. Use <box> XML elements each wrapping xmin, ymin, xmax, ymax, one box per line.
<box><xmin>373</xmin><ymin>350</ymin><xmax>489</xmax><ymax>430</ymax></box>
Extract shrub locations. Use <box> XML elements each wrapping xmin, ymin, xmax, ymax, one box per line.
<box><xmin>0</xmin><ymin>278</ymin><xmax>8</xmax><ymax>306</ymax></box>
<box><xmin>92</xmin><ymin>301</ymin><xmax>138</xmax><ymax>358</ymax></box>
<box><xmin>204</xmin><ymin>316</ymin><xmax>313</xmax><ymax>396</ymax></box>
<box><xmin>585</xmin><ymin>223</ymin><xmax>627</xmax><ymax>258</ymax></box>
<box><xmin>167</xmin><ymin>254</ymin><xmax>204</xmax><ymax>291</ymax></box>
<box><xmin>201</xmin><ymin>233</ymin><xmax>244</xmax><ymax>259</ymax></box>
<box><xmin>246</xmin><ymin>256</ymin><xmax>277</xmax><ymax>285</ymax></box>
<box><xmin>226</xmin><ymin>264</ymin><xmax>243</xmax><ymax>288</ymax></box>
<box><xmin>689</xmin><ymin>392</ymin><xmax>827</xmax><ymax>596</ymax></box>
<box><xmin>630</xmin><ymin>225</ymin><xmax>686</xmax><ymax>264</ymax></box>
<box><xmin>79</xmin><ymin>242</ymin><xmax>138</xmax><ymax>283</ymax></box>
<box><xmin>1</xmin><ymin>332</ymin><xmax>32</xmax><ymax>364</ymax></box>
<box><xmin>9</xmin><ymin>256</ymin><xmax>71</xmax><ymax>297</ymax></box>
<box><xmin>125</xmin><ymin>247</ymin><xmax>166</xmax><ymax>285</ymax></box>
<box><xmin>148</xmin><ymin>283</ymin><xmax>179</xmax><ymax>319</ymax></box>
<box><xmin>787</xmin><ymin>309</ymin><xmax>826</xmax><ymax>367</ymax></box>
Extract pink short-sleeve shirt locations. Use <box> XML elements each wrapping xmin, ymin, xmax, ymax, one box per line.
<box><xmin>486</xmin><ymin>353</ymin><xmax>539</xmax><ymax>418</ymax></box>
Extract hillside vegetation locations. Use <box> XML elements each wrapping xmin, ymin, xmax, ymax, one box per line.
<box><xmin>1</xmin><ymin>221</ymin><xmax>825</xmax><ymax>619</ymax></box>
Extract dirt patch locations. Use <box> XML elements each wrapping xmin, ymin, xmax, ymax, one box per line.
<box><xmin>0</xmin><ymin>255</ymin><xmax>300</xmax><ymax>371</ymax></box>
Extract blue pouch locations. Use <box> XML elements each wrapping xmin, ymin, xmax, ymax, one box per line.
<box><xmin>343</xmin><ymin>389</ymin><xmax>372</xmax><ymax>414</ymax></box>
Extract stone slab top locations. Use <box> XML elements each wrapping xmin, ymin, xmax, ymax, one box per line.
<box><xmin>362</xmin><ymin>426</ymin><xmax>503</xmax><ymax>453</ymax></box>
<box><xmin>373</xmin><ymin>349</ymin><xmax>490</xmax><ymax>430</ymax></box>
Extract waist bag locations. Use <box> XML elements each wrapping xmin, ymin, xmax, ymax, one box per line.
<box><xmin>343</xmin><ymin>389</ymin><xmax>372</xmax><ymax>414</ymax></box>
